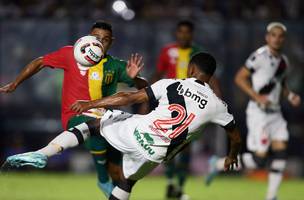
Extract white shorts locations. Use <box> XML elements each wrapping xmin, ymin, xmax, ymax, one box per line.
<box><xmin>246</xmin><ymin>103</ymin><xmax>289</xmax><ymax>152</ymax></box>
<box><xmin>99</xmin><ymin>110</ymin><xmax>159</xmax><ymax>180</ymax></box>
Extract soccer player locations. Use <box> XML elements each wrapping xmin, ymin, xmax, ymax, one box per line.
<box><xmin>0</xmin><ymin>21</ymin><xmax>147</xmax><ymax>198</ymax></box>
<box><xmin>6</xmin><ymin>52</ymin><xmax>242</xmax><ymax>200</ymax></box>
<box><xmin>205</xmin><ymin>22</ymin><xmax>301</xmax><ymax>200</ymax></box>
<box><xmin>151</xmin><ymin>20</ymin><xmax>220</xmax><ymax>200</ymax></box>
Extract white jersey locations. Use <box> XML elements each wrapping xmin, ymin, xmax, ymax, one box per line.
<box><xmin>245</xmin><ymin>45</ymin><xmax>289</xmax><ymax>111</ymax></box>
<box><xmin>100</xmin><ymin>78</ymin><xmax>234</xmax><ymax>163</ymax></box>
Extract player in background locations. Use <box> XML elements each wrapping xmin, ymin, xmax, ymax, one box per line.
<box><xmin>0</xmin><ymin>21</ymin><xmax>147</xmax><ymax>198</ymax></box>
<box><xmin>5</xmin><ymin>52</ymin><xmax>242</xmax><ymax>200</ymax></box>
<box><xmin>205</xmin><ymin>22</ymin><xmax>301</xmax><ymax>200</ymax></box>
<box><xmin>151</xmin><ymin>20</ymin><xmax>221</xmax><ymax>200</ymax></box>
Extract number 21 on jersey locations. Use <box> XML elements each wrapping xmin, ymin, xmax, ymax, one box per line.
<box><xmin>153</xmin><ymin>104</ymin><xmax>195</xmax><ymax>139</ymax></box>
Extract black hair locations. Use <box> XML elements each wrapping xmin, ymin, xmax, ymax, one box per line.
<box><xmin>190</xmin><ymin>52</ymin><xmax>216</xmax><ymax>76</ymax></box>
<box><xmin>91</xmin><ymin>21</ymin><xmax>112</xmax><ymax>33</ymax></box>
<box><xmin>177</xmin><ymin>20</ymin><xmax>194</xmax><ymax>32</ymax></box>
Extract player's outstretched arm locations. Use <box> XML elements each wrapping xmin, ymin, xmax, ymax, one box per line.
<box><xmin>223</xmin><ymin>123</ymin><xmax>242</xmax><ymax>171</ymax></box>
<box><xmin>234</xmin><ymin>66</ymin><xmax>270</xmax><ymax>106</ymax></box>
<box><xmin>70</xmin><ymin>89</ymin><xmax>149</xmax><ymax>114</ymax></box>
<box><xmin>0</xmin><ymin>57</ymin><xmax>44</xmax><ymax>93</ymax></box>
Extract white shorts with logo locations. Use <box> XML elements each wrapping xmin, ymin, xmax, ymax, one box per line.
<box><xmin>99</xmin><ymin>110</ymin><xmax>159</xmax><ymax>180</ymax></box>
<box><xmin>246</xmin><ymin>102</ymin><xmax>289</xmax><ymax>152</ymax></box>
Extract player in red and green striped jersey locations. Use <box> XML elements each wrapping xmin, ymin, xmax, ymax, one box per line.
<box><xmin>0</xmin><ymin>21</ymin><xmax>148</xmax><ymax>198</ymax></box>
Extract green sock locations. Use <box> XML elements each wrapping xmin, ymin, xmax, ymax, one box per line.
<box><xmin>92</xmin><ymin>153</ymin><xmax>110</xmax><ymax>183</ymax></box>
<box><xmin>165</xmin><ymin>160</ymin><xmax>176</xmax><ymax>181</ymax></box>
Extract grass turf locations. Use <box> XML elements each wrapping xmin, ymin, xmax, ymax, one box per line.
<box><xmin>0</xmin><ymin>172</ymin><xmax>303</xmax><ymax>200</ymax></box>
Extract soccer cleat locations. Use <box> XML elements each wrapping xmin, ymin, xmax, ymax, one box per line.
<box><xmin>98</xmin><ymin>181</ymin><xmax>114</xmax><ymax>198</ymax></box>
<box><xmin>205</xmin><ymin>155</ymin><xmax>219</xmax><ymax>186</ymax></box>
<box><xmin>166</xmin><ymin>184</ymin><xmax>177</xmax><ymax>198</ymax></box>
<box><xmin>6</xmin><ymin>152</ymin><xmax>47</xmax><ymax>168</ymax></box>
<box><xmin>176</xmin><ymin>191</ymin><xmax>190</xmax><ymax>200</ymax></box>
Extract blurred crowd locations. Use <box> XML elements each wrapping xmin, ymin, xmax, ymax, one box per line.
<box><xmin>0</xmin><ymin>0</ymin><xmax>304</xmax><ymax>20</ymax></box>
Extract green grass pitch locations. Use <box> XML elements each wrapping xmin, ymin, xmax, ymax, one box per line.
<box><xmin>0</xmin><ymin>172</ymin><xmax>303</xmax><ymax>200</ymax></box>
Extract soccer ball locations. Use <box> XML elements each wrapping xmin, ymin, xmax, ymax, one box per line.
<box><xmin>73</xmin><ymin>35</ymin><xmax>104</xmax><ymax>67</ymax></box>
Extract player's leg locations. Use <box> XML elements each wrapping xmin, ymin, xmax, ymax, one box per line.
<box><xmin>165</xmin><ymin>160</ymin><xmax>177</xmax><ymax>198</ymax></box>
<box><xmin>107</xmin><ymin>145</ymin><xmax>124</xmax><ymax>185</ymax></box>
<box><xmin>265</xmin><ymin>141</ymin><xmax>287</xmax><ymax>200</ymax></box>
<box><xmin>85</xmin><ymin>136</ymin><xmax>115</xmax><ymax>197</ymax></box>
<box><xmin>175</xmin><ymin>146</ymin><xmax>191</xmax><ymax>200</ymax></box>
<box><xmin>265</xmin><ymin>115</ymin><xmax>288</xmax><ymax>200</ymax></box>
<box><xmin>68</xmin><ymin>115</ymin><xmax>115</xmax><ymax>198</ymax></box>
<box><xmin>109</xmin><ymin>152</ymin><xmax>159</xmax><ymax>200</ymax></box>
<box><xmin>6</xmin><ymin>121</ymin><xmax>96</xmax><ymax>168</ymax></box>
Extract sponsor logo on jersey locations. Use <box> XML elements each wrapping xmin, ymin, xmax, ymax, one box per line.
<box><xmin>177</xmin><ymin>84</ymin><xmax>208</xmax><ymax>109</ymax></box>
<box><xmin>104</xmin><ymin>70</ymin><xmax>114</xmax><ymax>84</ymax></box>
<box><xmin>133</xmin><ymin>129</ymin><xmax>155</xmax><ymax>156</ymax></box>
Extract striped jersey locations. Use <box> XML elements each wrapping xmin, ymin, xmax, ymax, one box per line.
<box><xmin>157</xmin><ymin>43</ymin><xmax>201</xmax><ymax>79</ymax></box>
<box><xmin>42</xmin><ymin>46</ymin><xmax>134</xmax><ymax>129</ymax></box>
<box><xmin>134</xmin><ymin>78</ymin><xmax>234</xmax><ymax>162</ymax></box>
<box><xmin>245</xmin><ymin>45</ymin><xmax>288</xmax><ymax>111</ymax></box>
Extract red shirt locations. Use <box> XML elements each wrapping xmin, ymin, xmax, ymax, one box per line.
<box><xmin>42</xmin><ymin>46</ymin><xmax>91</xmax><ymax>129</ymax></box>
<box><xmin>157</xmin><ymin>43</ymin><xmax>201</xmax><ymax>78</ymax></box>
<box><xmin>157</xmin><ymin>43</ymin><xmax>179</xmax><ymax>78</ymax></box>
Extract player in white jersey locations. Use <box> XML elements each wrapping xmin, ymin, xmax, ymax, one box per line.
<box><xmin>5</xmin><ymin>53</ymin><xmax>242</xmax><ymax>200</ymax></box>
<box><xmin>205</xmin><ymin>22</ymin><xmax>301</xmax><ymax>200</ymax></box>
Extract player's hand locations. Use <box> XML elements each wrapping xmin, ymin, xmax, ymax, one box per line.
<box><xmin>0</xmin><ymin>82</ymin><xmax>17</xmax><ymax>93</ymax></box>
<box><xmin>70</xmin><ymin>100</ymin><xmax>91</xmax><ymax>114</ymax></box>
<box><xmin>224</xmin><ymin>156</ymin><xmax>238</xmax><ymax>171</ymax></box>
<box><xmin>288</xmin><ymin>93</ymin><xmax>301</xmax><ymax>107</ymax></box>
<box><xmin>126</xmin><ymin>53</ymin><xmax>144</xmax><ymax>79</ymax></box>
<box><xmin>254</xmin><ymin>94</ymin><xmax>270</xmax><ymax>108</ymax></box>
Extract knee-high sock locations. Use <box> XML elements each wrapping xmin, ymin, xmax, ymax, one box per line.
<box><xmin>36</xmin><ymin>123</ymin><xmax>90</xmax><ymax>157</ymax></box>
<box><xmin>176</xmin><ymin>152</ymin><xmax>190</xmax><ymax>190</ymax></box>
<box><xmin>266</xmin><ymin>152</ymin><xmax>286</xmax><ymax>200</ymax></box>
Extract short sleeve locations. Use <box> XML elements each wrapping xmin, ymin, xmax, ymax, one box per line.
<box><xmin>145</xmin><ymin>79</ymin><xmax>169</xmax><ymax>103</ymax></box>
<box><xmin>117</xmin><ymin>60</ymin><xmax>135</xmax><ymax>87</ymax></box>
<box><xmin>211</xmin><ymin>99</ymin><xmax>234</xmax><ymax>127</ymax></box>
<box><xmin>245</xmin><ymin>52</ymin><xmax>260</xmax><ymax>73</ymax></box>
<box><xmin>157</xmin><ymin>48</ymin><xmax>169</xmax><ymax>72</ymax></box>
<box><xmin>42</xmin><ymin>46</ymin><xmax>71</xmax><ymax>70</ymax></box>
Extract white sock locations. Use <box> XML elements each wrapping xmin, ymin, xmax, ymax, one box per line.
<box><xmin>266</xmin><ymin>160</ymin><xmax>286</xmax><ymax>200</ymax></box>
<box><xmin>167</xmin><ymin>178</ymin><xmax>174</xmax><ymax>185</ymax></box>
<box><xmin>241</xmin><ymin>153</ymin><xmax>257</xmax><ymax>169</ymax></box>
<box><xmin>36</xmin><ymin>143</ymin><xmax>63</xmax><ymax>157</ymax></box>
<box><xmin>36</xmin><ymin>131</ymin><xmax>81</xmax><ymax>157</ymax></box>
<box><xmin>216</xmin><ymin>157</ymin><xmax>226</xmax><ymax>171</ymax></box>
<box><xmin>111</xmin><ymin>186</ymin><xmax>130</xmax><ymax>200</ymax></box>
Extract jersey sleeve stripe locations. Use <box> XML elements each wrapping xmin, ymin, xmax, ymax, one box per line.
<box><xmin>144</xmin><ymin>86</ymin><xmax>157</xmax><ymax>104</ymax></box>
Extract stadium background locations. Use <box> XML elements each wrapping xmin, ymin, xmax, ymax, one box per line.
<box><xmin>0</xmin><ymin>0</ymin><xmax>303</xmax><ymax>199</ymax></box>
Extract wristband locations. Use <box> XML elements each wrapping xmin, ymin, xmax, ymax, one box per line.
<box><xmin>288</xmin><ymin>92</ymin><xmax>295</xmax><ymax>101</ymax></box>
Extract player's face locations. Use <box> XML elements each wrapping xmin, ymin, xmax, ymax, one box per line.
<box><xmin>90</xmin><ymin>28</ymin><xmax>113</xmax><ymax>54</ymax></box>
<box><xmin>176</xmin><ymin>26</ymin><xmax>193</xmax><ymax>48</ymax></box>
<box><xmin>266</xmin><ymin>27</ymin><xmax>286</xmax><ymax>51</ymax></box>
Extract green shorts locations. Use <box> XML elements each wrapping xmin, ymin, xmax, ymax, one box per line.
<box><xmin>67</xmin><ymin>115</ymin><xmax>121</xmax><ymax>164</ymax></box>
